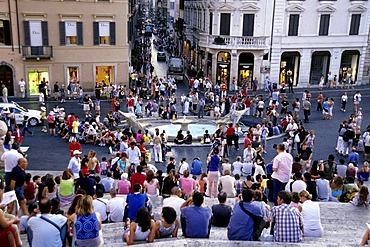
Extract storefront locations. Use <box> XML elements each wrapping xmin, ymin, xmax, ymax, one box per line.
<box><xmin>26</xmin><ymin>66</ymin><xmax>50</xmax><ymax>95</ymax></box>
<box><xmin>339</xmin><ymin>50</ymin><xmax>360</xmax><ymax>83</ymax></box>
<box><xmin>0</xmin><ymin>62</ymin><xmax>15</xmax><ymax>96</ymax></box>
<box><xmin>95</xmin><ymin>65</ymin><xmax>115</xmax><ymax>85</ymax></box>
<box><xmin>280</xmin><ymin>52</ymin><xmax>300</xmax><ymax>86</ymax></box>
<box><xmin>238</xmin><ymin>52</ymin><xmax>254</xmax><ymax>88</ymax></box>
<box><xmin>309</xmin><ymin>51</ymin><xmax>331</xmax><ymax>85</ymax></box>
<box><xmin>216</xmin><ymin>51</ymin><xmax>231</xmax><ymax>85</ymax></box>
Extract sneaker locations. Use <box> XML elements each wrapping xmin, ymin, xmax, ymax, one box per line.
<box><xmin>263</xmin><ymin>150</ymin><xmax>267</xmax><ymax>154</ymax></box>
<box><xmin>31</xmin><ymin>132</ymin><xmax>34</xmax><ymax>136</ymax></box>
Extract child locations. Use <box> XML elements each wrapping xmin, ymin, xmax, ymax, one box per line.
<box><xmin>234</xmin><ymin>174</ymin><xmax>242</xmax><ymax>196</ymax></box>
<box><xmin>95</xmin><ymin>99</ymin><xmax>101</xmax><ymax>115</ymax></box>
<box><xmin>24</xmin><ymin>173</ymin><xmax>36</xmax><ymax>205</ymax></box>
<box><xmin>152</xmin><ymin>207</ymin><xmax>179</xmax><ymax>239</ymax></box>
<box><xmin>51</xmin><ymin>197</ymin><xmax>64</xmax><ymax>215</ymax></box>
<box><xmin>198</xmin><ymin>173</ymin><xmax>207</xmax><ymax>195</ymax></box>
<box><xmin>101</xmin><ymin>157</ymin><xmax>108</xmax><ymax>175</ymax></box>
<box><xmin>289</xmin><ymin>192</ymin><xmax>300</xmax><ymax>208</ymax></box>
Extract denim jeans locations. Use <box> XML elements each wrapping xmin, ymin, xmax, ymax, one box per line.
<box><xmin>273</xmin><ymin>179</ymin><xmax>288</xmax><ymax>206</ymax></box>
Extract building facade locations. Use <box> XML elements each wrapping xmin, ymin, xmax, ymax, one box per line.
<box><xmin>183</xmin><ymin>0</ymin><xmax>370</xmax><ymax>88</ymax></box>
<box><xmin>0</xmin><ymin>0</ymin><xmax>129</xmax><ymax>97</ymax></box>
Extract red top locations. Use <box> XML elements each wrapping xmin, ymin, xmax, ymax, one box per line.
<box><xmin>68</xmin><ymin>142</ymin><xmax>82</xmax><ymax>157</ymax></box>
<box><xmin>24</xmin><ymin>181</ymin><xmax>35</xmax><ymax>200</ymax></box>
<box><xmin>14</xmin><ymin>129</ymin><xmax>23</xmax><ymax>143</ymax></box>
<box><xmin>245</xmin><ymin>98</ymin><xmax>251</xmax><ymax>108</ymax></box>
<box><xmin>130</xmin><ymin>173</ymin><xmax>146</xmax><ymax>193</ymax></box>
<box><xmin>67</xmin><ymin>116</ymin><xmax>75</xmax><ymax>129</ymax></box>
<box><xmin>226</xmin><ymin>127</ymin><xmax>235</xmax><ymax>137</ymax></box>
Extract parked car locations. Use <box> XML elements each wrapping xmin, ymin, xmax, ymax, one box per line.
<box><xmin>0</xmin><ymin>102</ymin><xmax>42</xmax><ymax>126</ymax></box>
<box><xmin>157</xmin><ymin>52</ymin><xmax>166</xmax><ymax>61</ymax></box>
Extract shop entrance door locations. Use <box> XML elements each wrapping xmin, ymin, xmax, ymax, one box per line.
<box><xmin>0</xmin><ymin>65</ymin><xmax>14</xmax><ymax>96</ymax></box>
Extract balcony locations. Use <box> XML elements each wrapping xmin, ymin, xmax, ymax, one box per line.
<box><xmin>199</xmin><ymin>34</ymin><xmax>268</xmax><ymax>50</ymax></box>
<box><xmin>22</xmin><ymin>46</ymin><xmax>53</xmax><ymax>60</ymax></box>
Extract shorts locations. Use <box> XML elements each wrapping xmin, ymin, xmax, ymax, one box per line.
<box><xmin>83</xmin><ymin>104</ymin><xmax>90</xmax><ymax>111</ymax></box>
<box><xmin>207</xmin><ymin>171</ymin><xmax>220</xmax><ymax>183</ymax></box>
<box><xmin>48</xmin><ymin>122</ymin><xmax>55</xmax><ymax>128</ymax></box>
<box><xmin>15</xmin><ymin>186</ymin><xmax>25</xmax><ymax>201</ymax></box>
<box><xmin>365</xmin><ymin>146</ymin><xmax>370</xmax><ymax>154</ymax></box>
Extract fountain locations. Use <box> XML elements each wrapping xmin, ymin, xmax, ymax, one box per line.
<box><xmin>171</xmin><ymin>115</ymin><xmax>194</xmax><ymax>131</ymax></box>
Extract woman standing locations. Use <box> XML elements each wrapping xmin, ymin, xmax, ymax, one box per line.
<box><xmin>47</xmin><ymin>111</ymin><xmax>56</xmax><ymax>136</ymax></box>
<box><xmin>88</xmin><ymin>150</ymin><xmax>99</xmax><ymax>175</ymax></box>
<box><xmin>340</xmin><ymin>92</ymin><xmax>348</xmax><ymax>112</ymax></box>
<box><xmin>70</xmin><ymin>195</ymin><xmax>102</xmax><ymax>247</ymax></box>
<box><xmin>207</xmin><ymin>148</ymin><xmax>220</xmax><ymax>198</ymax></box>
<box><xmin>319</xmin><ymin>74</ymin><xmax>324</xmax><ymax>90</ymax></box>
<box><xmin>298</xmin><ymin>190</ymin><xmax>324</xmax><ymax>237</ymax></box>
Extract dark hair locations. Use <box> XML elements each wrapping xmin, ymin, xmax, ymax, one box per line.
<box><xmin>192</xmin><ymin>191</ymin><xmax>204</xmax><ymax>207</ymax></box>
<box><xmin>67</xmin><ymin>189</ymin><xmax>86</xmax><ymax>216</ymax></box>
<box><xmin>39</xmin><ymin>199</ymin><xmax>52</xmax><ymax>214</ymax></box>
<box><xmin>346</xmin><ymin>176</ymin><xmax>355</xmax><ymax>183</ymax></box>
<box><xmin>156</xmin><ymin>170</ymin><xmax>163</xmax><ymax>176</ymax></box>
<box><xmin>137</xmin><ymin>165</ymin><xmax>143</xmax><ymax>173</ymax></box>
<box><xmin>291</xmin><ymin>192</ymin><xmax>300</xmax><ymax>203</ymax></box>
<box><xmin>54</xmin><ymin>176</ymin><xmax>61</xmax><ymax>185</ymax></box>
<box><xmin>217</xmin><ymin>192</ymin><xmax>227</xmax><ymax>203</ymax></box>
<box><xmin>96</xmin><ymin>189</ymin><xmax>104</xmax><ymax>198</ymax></box>
<box><xmin>0</xmin><ymin>178</ymin><xmax>4</xmax><ymax>190</ymax></box>
<box><xmin>32</xmin><ymin>175</ymin><xmax>41</xmax><ymax>182</ymax></box>
<box><xmin>294</xmin><ymin>172</ymin><xmax>302</xmax><ymax>180</ymax></box>
<box><xmin>304</xmin><ymin>172</ymin><xmax>312</xmax><ymax>181</ymax></box>
<box><xmin>235</xmin><ymin>174</ymin><xmax>240</xmax><ymax>180</ymax></box>
<box><xmin>146</xmin><ymin>170</ymin><xmax>155</xmax><ymax>182</ymax></box>
<box><xmin>26</xmin><ymin>173</ymin><xmax>32</xmax><ymax>183</ymax></box>
<box><xmin>162</xmin><ymin>207</ymin><xmax>177</xmax><ymax>224</ymax></box>
<box><xmin>133</xmin><ymin>183</ymin><xmax>142</xmax><ymax>192</ymax></box>
<box><xmin>278</xmin><ymin>191</ymin><xmax>291</xmax><ymax>204</ymax></box>
<box><xmin>242</xmin><ymin>189</ymin><xmax>254</xmax><ymax>202</ymax></box>
<box><xmin>134</xmin><ymin>207</ymin><xmax>152</xmax><ymax>232</ymax></box>
<box><xmin>45</xmin><ymin>176</ymin><xmax>55</xmax><ymax>193</ymax></box>
<box><xmin>28</xmin><ymin>202</ymin><xmax>38</xmax><ymax>214</ymax></box>
<box><xmin>94</xmin><ymin>175</ymin><xmax>101</xmax><ymax>183</ymax></box>
<box><xmin>246</xmin><ymin>175</ymin><xmax>252</xmax><ymax>181</ymax></box>
<box><xmin>51</xmin><ymin>197</ymin><xmax>62</xmax><ymax>214</ymax></box>
<box><xmin>318</xmin><ymin>171</ymin><xmax>325</xmax><ymax>178</ymax></box>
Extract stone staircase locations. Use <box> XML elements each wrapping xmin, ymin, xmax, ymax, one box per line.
<box><xmin>20</xmin><ymin>196</ymin><xmax>368</xmax><ymax>246</ymax></box>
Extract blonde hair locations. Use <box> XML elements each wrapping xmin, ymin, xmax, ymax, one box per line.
<box><xmin>75</xmin><ymin>195</ymin><xmax>94</xmax><ymax>215</ymax></box>
<box><xmin>299</xmin><ymin>190</ymin><xmax>312</xmax><ymax>200</ymax></box>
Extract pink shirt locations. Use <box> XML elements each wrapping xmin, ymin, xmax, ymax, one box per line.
<box><xmin>272</xmin><ymin>151</ymin><xmax>293</xmax><ymax>183</ymax></box>
<box><xmin>117</xmin><ymin>180</ymin><xmax>131</xmax><ymax>195</ymax></box>
<box><xmin>144</xmin><ymin>179</ymin><xmax>159</xmax><ymax>196</ymax></box>
<box><xmin>180</xmin><ymin>177</ymin><xmax>195</xmax><ymax>196</ymax></box>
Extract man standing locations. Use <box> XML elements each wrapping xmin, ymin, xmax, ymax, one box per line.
<box><xmin>10</xmin><ymin>158</ymin><xmax>29</xmax><ymax>215</ymax></box>
<box><xmin>327</xmin><ymin>71</ymin><xmax>333</xmax><ymax>88</ymax></box>
<box><xmin>272</xmin><ymin>190</ymin><xmax>303</xmax><ymax>242</ymax></box>
<box><xmin>272</xmin><ymin>144</ymin><xmax>293</xmax><ymax>205</ymax></box>
<box><xmin>180</xmin><ymin>191</ymin><xmax>212</xmax><ymax>238</ymax></box>
<box><xmin>198</xmin><ymin>98</ymin><xmax>205</xmax><ymax>118</ymax></box>
<box><xmin>107</xmin><ymin>188</ymin><xmax>125</xmax><ymax>222</ymax></box>
<box><xmin>227</xmin><ymin>189</ymin><xmax>262</xmax><ymax>240</ymax></box>
<box><xmin>53</xmin><ymin>81</ymin><xmax>60</xmax><ymax>101</ymax></box>
<box><xmin>127</xmin><ymin>142</ymin><xmax>141</xmax><ymax>165</ymax></box>
<box><xmin>2</xmin><ymin>84</ymin><xmax>8</xmax><ymax>103</ymax></box>
<box><xmin>27</xmin><ymin>199</ymin><xmax>67</xmax><ymax>247</ymax></box>
<box><xmin>18</xmin><ymin>78</ymin><xmax>26</xmax><ymax>98</ymax></box>
<box><xmin>2</xmin><ymin>143</ymin><xmax>23</xmax><ymax>192</ymax></box>
<box><xmin>302</xmin><ymin>98</ymin><xmax>311</xmax><ymax>123</ymax></box>
<box><xmin>153</xmin><ymin>134</ymin><xmax>162</xmax><ymax>163</ymax></box>
<box><xmin>67</xmin><ymin>150</ymin><xmax>81</xmax><ymax>179</ymax></box>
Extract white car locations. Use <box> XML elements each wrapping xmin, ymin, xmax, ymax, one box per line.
<box><xmin>0</xmin><ymin>102</ymin><xmax>42</xmax><ymax>126</ymax></box>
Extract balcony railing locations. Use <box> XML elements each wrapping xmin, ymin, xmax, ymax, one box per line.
<box><xmin>200</xmin><ymin>35</ymin><xmax>267</xmax><ymax>49</ymax></box>
<box><xmin>22</xmin><ymin>46</ymin><xmax>53</xmax><ymax>60</ymax></box>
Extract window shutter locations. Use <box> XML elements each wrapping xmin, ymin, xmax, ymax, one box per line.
<box><xmin>209</xmin><ymin>12</ymin><xmax>213</xmax><ymax>35</ymax></box>
<box><xmin>319</xmin><ymin>14</ymin><xmax>330</xmax><ymax>36</ymax></box>
<box><xmin>243</xmin><ymin>14</ymin><xmax>254</xmax><ymax>36</ymax></box>
<box><xmin>41</xmin><ymin>21</ymin><xmax>49</xmax><ymax>46</ymax></box>
<box><xmin>3</xmin><ymin>20</ymin><xmax>11</xmax><ymax>45</ymax></box>
<box><xmin>220</xmin><ymin>13</ymin><xmax>231</xmax><ymax>36</ymax></box>
<box><xmin>93</xmin><ymin>22</ymin><xmax>99</xmax><ymax>45</ymax></box>
<box><xmin>23</xmin><ymin>21</ymin><xmax>31</xmax><ymax>46</ymax></box>
<box><xmin>59</xmin><ymin>21</ymin><xmax>66</xmax><ymax>46</ymax></box>
<box><xmin>350</xmin><ymin>14</ymin><xmax>361</xmax><ymax>35</ymax></box>
<box><xmin>110</xmin><ymin>22</ymin><xmax>116</xmax><ymax>45</ymax></box>
<box><xmin>288</xmin><ymin>14</ymin><xmax>299</xmax><ymax>36</ymax></box>
<box><xmin>77</xmin><ymin>22</ymin><xmax>83</xmax><ymax>45</ymax></box>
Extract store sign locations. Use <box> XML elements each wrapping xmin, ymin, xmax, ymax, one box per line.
<box><xmin>99</xmin><ymin>22</ymin><xmax>110</xmax><ymax>36</ymax></box>
<box><xmin>65</xmin><ymin>21</ymin><xmax>77</xmax><ymax>36</ymax></box>
<box><xmin>29</xmin><ymin>21</ymin><xmax>42</xmax><ymax>46</ymax></box>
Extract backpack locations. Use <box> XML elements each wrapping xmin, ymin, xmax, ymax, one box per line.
<box><xmin>27</xmin><ymin>216</ymin><xmax>67</xmax><ymax>247</ymax></box>
<box><xmin>266</xmin><ymin>163</ymin><xmax>273</xmax><ymax>174</ymax></box>
<box><xmin>238</xmin><ymin>201</ymin><xmax>267</xmax><ymax>240</ymax></box>
<box><xmin>110</xmin><ymin>159</ymin><xmax>120</xmax><ymax>179</ymax></box>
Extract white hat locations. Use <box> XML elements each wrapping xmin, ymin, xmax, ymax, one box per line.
<box><xmin>73</xmin><ymin>150</ymin><xmax>82</xmax><ymax>155</ymax></box>
<box><xmin>41</xmin><ymin>107</ymin><xmax>46</xmax><ymax>112</ymax></box>
<box><xmin>49</xmin><ymin>111</ymin><xmax>55</xmax><ymax>115</ymax></box>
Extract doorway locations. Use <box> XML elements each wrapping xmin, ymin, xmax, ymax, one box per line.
<box><xmin>0</xmin><ymin>64</ymin><xmax>14</xmax><ymax>96</ymax></box>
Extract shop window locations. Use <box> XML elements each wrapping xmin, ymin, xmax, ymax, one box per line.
<box><xmin>0</xmin><ymin>20</ymin><xmax>11</xmax><ymax>45</ymax></box>
<box><xmin>349</xmin><ymin>14</ymin><xmax>361</xmax><ymax>35</ymax></box>
<box><xmin>319</xmin><ymin>14</ymin><xmax>330</xmax><ymax>36</ymax></box>
<box><xmin>220</xmin><ymin>13</ymin><xmax>231</xmax><ymax>36</ymax></box>
<box><xmin>93</xmin><ymin>22</ymin><xmax>116</xmax><ymax>45</ymax></box>
<box><xmin>288</xmin><ymin>14</ymin><xmax>299</xmax><ymax>36</ymax></box>
<box><xmin>27</xmin><ymin>67</ymin><xmax>50</xmax><ymax>95</ymax></box>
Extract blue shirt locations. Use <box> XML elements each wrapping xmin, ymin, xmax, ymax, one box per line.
<box><xmin>208</xmin><ymin>155</ymin><xmax>220</xmax><ymax>172</ymax></box>
<box><xmin>348</xmin><ymin>152</ymin><xmax>359</xmax><ymax>164</ymax></box>
<box><xmin>191</xmin><ymin>160</ymin><xmax>203</xmax><ymax>175</ymax></box>
<box><xmin>181</xmin><ymin>206</ymin><xmax>212</xmax><ymax>238</ymax></box>
<box><xmin>126</xmin><ymin>193</ymin><xmax>149</xmax><ymax>221</ymax></box>
<box><xmin>227</xmin><ymin>202</ymin><xmax>262</xmax><ymax>241</ymax></box>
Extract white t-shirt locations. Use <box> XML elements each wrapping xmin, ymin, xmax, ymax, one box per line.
<box><xmin>18</xmin><ymin>80</ymin><xmax>26</xmax><ymax>92</ymax></box>
<box><xmin>2</xmin><ymin>149</ymin><xmax>23</xmax><ymax>172</ymax></box>
<box><xmin>93</xmin><ymin>198</ymin><xmax>108</xmax><ymax>221</ymax></box>
<box><xmin>291</xmin><ymin>180</ymin><xmax>307</xmax><ymax>193</ymax></box>
<box><xmin>107</xmin><ymin>197</ymin><xmax>125</xmax><ymax>222</ymax></box>
<box><xmin>178</xmin><ymin>162</ymin><xmax>189</xmax><ymax>175</ymax></box>
<box><xmin>127</xmin><ymin>146</ymin><xmax>141</xmax><ymax>164</ymax></box>
<box><xmin>232</xmin><ymin>161</ymin><xmax>243</xmax><ymax>175</ymax></box>
<box><xmin>220</xmin><ymin>175</ymin><xmax>236</xmax><ymax>197</ymax></box>
<box><xmin>28</xmin><ymin>214</ymin><xmax>67</xmax><ymax>247</ymax></box>
<box><xmin>222</xmin><ymin>163</ymin><xmax>232</xmax><ymax>175</ymax></box>
<box><xmin>163</xmin><ymin>196</ymin><xmax>185</xmax><ymax>222</ymax></box>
